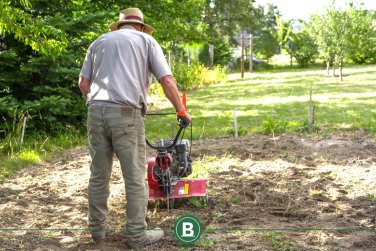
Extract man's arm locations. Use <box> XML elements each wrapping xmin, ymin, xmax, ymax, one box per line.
<box><xmin>159</xmin><ymin>75</ymin><xmax>184</xmax><ymax>112</ymax></box>
<box><xmin>78</xmin><ymin>76</ymin><xmax>91</xmax><ymax>100</ymax></box>
<box><xmin>159</xmin><ymin>75</ymin><xmax>191</xmax><ymax>127</ymax></box>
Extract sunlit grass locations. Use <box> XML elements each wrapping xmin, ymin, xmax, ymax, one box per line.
<box><xmin>0</xmin><ymin>149</ymin><xmax>41</xmax><ymax>180</ymax></box>
<box><xmin>145</xmin><ymin>64</ymin><xmax>376</xmax><ymax>139</ymax></box>
<box><xmin>0</xmin><ymin>130</ymin><xmax>86</xmax><ymax>180</ymax></box>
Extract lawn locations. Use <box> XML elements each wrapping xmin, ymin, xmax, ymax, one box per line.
<box><xmin>145</xmin><ymin>64</ymin><xmax>376</xmax><ymax>140</ymax></box>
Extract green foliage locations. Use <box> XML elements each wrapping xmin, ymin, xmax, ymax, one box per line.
<box><xmin>274</xmin><ymin>16</ymin><xmax>292</xmax><ymax>53</ymax></box>
<box><xmin>0</xmin><ymin>149</ymin><xmax>41</xmax><ymax>181</ymax></box>
<box><xmin>262</xmin><ymin>118</ymin><xmax>308</xmax><ymax>135</ymax></box>
<box><xmin>345</xmin><ymin>9</ymin><xmax>376</xmax><ymax>64</ymax></box>
<box><xmin>0</xmin><ymin>0</ymin><xmax>210</xmax><ymax>136</ymax></box>
<box><xmin>0</xmin><ymin>114</ymin><xmax>26</xmax><ymax>155</ymax></box>
<box><xmin>0</xmin><ymin>124</ymin><xmax>86</xmax><ymax>179</ymax></box>
<box><xmin>290</xmin><ymin>30</ymin><xmax>318</xmax><ymax>67</ymax></box>
<box><xmin>196</xmin><ymin>237</ymin><xmax>216</xmax><ymax>248</ymax></box>
<box><xmin>187</xmin><ymin>196</ymin><xmax>207</xmax><ymax>209</ymax></box>
<box><xmin>202</xmin><ymin>0</ymin><xmax>260</xmax><ymax>42</ymax></box>
<box><xmin>308</xmin><ymin>4</ymin><xmax>375</xmax><ymax>67</ymax></box>
<box><xmin>255</xmin><ymin>29</ymin><xmax>279</xmax><ymax>62</ymax></box>
<box><xmin>172</xmin><ymin>62</ymin><xmax>227</xmax><ymax>91</ymax></box>
<box><xmin>0</xmin><ymin>0</ymin><xmax>106</xmax><ymax>134</ymax></box>
<box><xmin>253</xmin><ymin>4</ymin><xmax>280</xmax><ymax>62</ymax></box>
<box><xmin>199</xmin><ymin>40</ymin><xmax>234</xmax><ymax>67</ymax></box>
<box><xmin>367</xmin><ymin>194</ymin><xmax>376</xmax><ymax>204</ymax></box>
<box><xmin>258</xmin><ymin>232</ymin><xmax>294</xmax><ymax>251</ymax></box>
<box><xmin>0</xmin><ymin>0</ymin><xmax>68</xmax><ymax>58</ymax></box>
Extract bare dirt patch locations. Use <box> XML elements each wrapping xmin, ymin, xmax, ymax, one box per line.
<box><xmin>1</xmin><ymin>131</ymin><xmax>375</xmax><ymax>250</ymax></box>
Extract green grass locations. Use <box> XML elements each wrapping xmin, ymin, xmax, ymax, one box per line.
<box><xmin>145</xmin><ymin>64</ymin><xmax>376</xmax><ymax>140</ymax></box>
<box><xmin>0</xmin><ymin>130</ymin><xmax>86</xmax><ymax>180</ymax></box>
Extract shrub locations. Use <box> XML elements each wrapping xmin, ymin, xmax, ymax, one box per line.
<box><xmin>172</xmin><ymin>62</ymin><xmax>227</xmax><ymax>91</ymax></box>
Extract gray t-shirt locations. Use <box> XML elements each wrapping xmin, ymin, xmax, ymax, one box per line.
<box><xmin>79</xmin><ymin>25</ymin><xmax>172</xmax><ymax>113</ymax></box>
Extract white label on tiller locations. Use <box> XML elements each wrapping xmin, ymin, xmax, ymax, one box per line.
<box><xmin>179</xmin><ymin>187</ymin><xmax>185</xmax><ymax>195</ymax></box>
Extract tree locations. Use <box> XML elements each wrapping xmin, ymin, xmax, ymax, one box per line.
<box><xmin>290</xmin><ymin>29</ymin><xmax>318</xmax><ymax>67</ymax></box>
<box><xmin>274</xmin><ymin>15</ymin><xmax>292</xmax><ymax>54</ymax></box>
<box><xmin>253</xmin><ymin>4</ymin><xmax>279</xmax><ymax>62</ymax></box>
<box><xmin>198</xmin><ymin>39</ymin><xmax>234</xmax><ymax>67</ymax></box>
<box><xmin>203</xmin><ymin>0</ymin><xmax>260</xmax><ymax>42</ymax></box>
<box><xmin>308</xmin><ymin>2</ymin><xmax>376</xmax><ymax>81</ymax></box>
<box><xmin>0</xmin><ymin>0</ymin><xmax>208</xmax><ymax>132</ymax></box>
<box><xmin>346</xmin><ymin>8</ymin><xmax>376</xmax><ymax>64</ymax></box>
<box><xmin>309</xmin><ymin>14</ymin><xmax>337</xmax><ymax>76</ymax></box>
<box><xmin>0</xmin><ymin>0</ymin><xmax>68</xmax><ymax>58</ymax></box>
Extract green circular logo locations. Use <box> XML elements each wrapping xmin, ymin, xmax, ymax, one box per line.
<box><xmin>173</xmin><ymin>214</ymin><xmax>203</xmax><ymax>245</ymax></box>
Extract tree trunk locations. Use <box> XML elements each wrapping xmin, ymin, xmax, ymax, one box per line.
<box><xmin>326</xmin><ymin>60</ymin><xmax>330</xmax><ymax>75</ymax></box>
<box><xmin>290</xmin><ymin>55</ymin><xmax>293</xmax><ymax>68</ymax></box>
<box><xmin>339</xmin><ymin>60</ymin><xmax>343</xmax><ymax>82</ymax></box>
<box><xmin>332</xmin><ymin>64</ymin><xmax>336</xmax><ymax>77</ymax></box>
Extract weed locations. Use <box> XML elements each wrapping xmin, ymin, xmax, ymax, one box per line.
<box><xmin>258</xmin><ymin>232</ymin><xmax>294</xmax><ymax>251</ymax></box>
<box><xmin>187</xmin><ymin>196</ymin><xmax>207</xmax><ymax>209</ymax></box>
<box><xmin>206</xmin><ymin>226</ymin><xmax>216</xmax><ymax>234</ymax></box>
<box><xmin>262</xmin><ymin>118</ymin><xmax>288</xmax><ymax>135</ymax></box>
<box><xmin>0</xmin><ymin>114</ymin><xmax>27</xmax><ymax>156</ymax></box>
<box><xmin>211</xmin><ymin>211</ymin><xmax>222</xmax><ymax>218</ymax></box>
<box><xmin>308</xmin><ymin>187</ymin><xmax>323</xmax><ymax>196</ymax></box>
<box><xmin>367</xmin><ymin>194</ymin><xmax>376</xmax><ymax>204</ymax></box>
<box><xmin>226</xmin><ymin>126</ymin><xmax>248</xmax><ymax>136</ymax></box>
<box><xmin>277</xmin><ymin>153</ymin><xmax>297</xmax><ymax>163</ymax></box>
<box><xmin>230</xmin><ymin>197</ymin><xmax>242</xmax><ymax>205</ymax></box>
<box><xmin>196</xmin><ymin>237</ymin><xmax>216</xmax><ymax>248</ymax></box>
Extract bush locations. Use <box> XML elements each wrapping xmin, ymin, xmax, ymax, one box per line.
<box><xmin>172</xmin><ymin>62</ymin><xmax>227</xmax><ymax>91</ymax></box>
<box><xmin>262</xmin><ymin>118</ymin><xmax>308</xmax><ymax>134</ymax></box>
<box><xmin>198</xmin><ymin>40</ymin><xmax>234</xmax><ymax>67</ymax></box>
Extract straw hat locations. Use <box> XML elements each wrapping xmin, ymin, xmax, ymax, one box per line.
<box><xmin>108</xmin><ymin>7</ymin><xmax>154</xmax><ymax>35</ymax></box>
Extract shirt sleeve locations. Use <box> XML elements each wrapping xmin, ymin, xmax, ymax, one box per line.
<box><xmin>148</xmin><ymin>40</ymin><xmax>172</xmax><ymax>82</ymax></box>
<box><xmin>79</xmin><ymin>45</ymin><xmax>93</xmax><ymax>80</ymax></box>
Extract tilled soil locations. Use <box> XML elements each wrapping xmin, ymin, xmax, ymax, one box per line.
<box><xmin>0</xmin><ymin>131</ymin><xmax>375</xmax><ymax>250</ymax></box>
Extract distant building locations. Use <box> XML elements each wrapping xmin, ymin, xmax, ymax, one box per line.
<box><xmin>291</xmin><ymin>19</ymin><xmax>302</xmax><ymax>31</ymax></box>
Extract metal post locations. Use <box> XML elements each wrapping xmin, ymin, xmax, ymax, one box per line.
<box><xmin>209</xmin><ymin>44</ymin><xmax>214</xmax><ymax>69</ymax></box>
<box><xmin>249</xmin><ymin>34</ymin><xmax>253</xmax><ymax>73</ymax></box>
<box><xmin>233</xmin><ymin>110</ymin><xmax>238</xmax><ymax>138</ymax></box>
<box><xmin>308</xmin><ymin>86</ymin><xmax>315</xmax><ymax>133</ymax></box>
<box><xmin>241</xmin><ymin>34</ymin><xmax>244</xmax><ymax>78</ymax></box>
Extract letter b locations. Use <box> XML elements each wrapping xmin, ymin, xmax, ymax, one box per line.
<box><xmin>182</xmin><ymin>222</ymin><xmax>194</xmax><ymax>237</ymax></box>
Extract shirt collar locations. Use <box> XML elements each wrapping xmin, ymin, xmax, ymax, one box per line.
<box><xmin>119</xmin><ymin>25</ymin><xmax>137</xmax><ymax>31</ymax></box>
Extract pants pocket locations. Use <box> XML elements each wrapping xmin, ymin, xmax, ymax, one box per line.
<box><xmin>88</xmin><ymin>126</ymin><xmax>105</xmax><ymax>148</ymax></box>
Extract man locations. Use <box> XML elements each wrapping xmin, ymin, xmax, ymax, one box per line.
<box><xmin>78</xmin><ymin>7</ymin><xmax>191</xmax><ymax>248</ymax></box>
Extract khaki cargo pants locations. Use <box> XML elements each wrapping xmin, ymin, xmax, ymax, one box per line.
<box><xmin>87</xmin><ymin>105</ymin><xmax>148</xmax><ymax>239</ymax></box>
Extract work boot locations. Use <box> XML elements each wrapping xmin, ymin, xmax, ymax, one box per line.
<box><xmin>92</xmin><ymin>235</ymin><xmax>106</xmax><ymax>244</ymax></box>
<box><xmin>126</xmin><ymin>228</ymin><xmax>164</xmax><ymax>249</ymax></box>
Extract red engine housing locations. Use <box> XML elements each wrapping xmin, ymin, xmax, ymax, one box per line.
<box><xmin>147</xmin><ymin>154</ymin><xmax>172</xmax><ymax>190</ymax></box>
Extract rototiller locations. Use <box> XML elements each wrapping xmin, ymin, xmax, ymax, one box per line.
<box><xmin>145</xmin><ymin>94</ymin><xmax>207</xmax><ymax>211</ymax></box>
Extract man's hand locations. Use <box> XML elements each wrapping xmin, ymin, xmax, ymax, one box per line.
<box><xmin>176</xmin><ymin>109</ymin><xmax>192</xmax><ymax>128</ymax></box>
<box><xmin>78</xmin><ymin>76</ymin><xmax>91</xmax><ymax>100</ymax></box>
